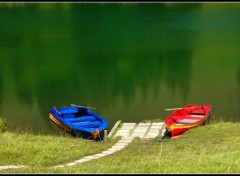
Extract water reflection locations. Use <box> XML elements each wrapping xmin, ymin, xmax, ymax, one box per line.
<box><xmin>237</xmin><ymin>67</ymin><xmax>240</xmax><ymax>108</ymax></box>
<box><xmin>237</xmin><ymin>67</ymin><xmax>240</xmax><ymax>84</ymax></box>
<box><xmin>0</xmin><ymin>3</ymin><xmax>239</xmax><ymax>135</ymax></box>
<box><xmin>164</xmin><ymin>50</ymin><xmax>192</xmax><ymax>103</ymax></box>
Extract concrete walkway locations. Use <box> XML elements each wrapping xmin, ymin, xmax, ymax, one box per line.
<box><xmin>53</xmin><ymin>122</ymin><xmax>164</xmax><ymax>168</ymax></box>
<box><xmin>115</xmin><ymin>122</ymin><xmax>164</xmax><ymax>139</ymax></box>
<box><xmin>54</xmin><ymin>136</ymin><xmax>133</xmax><ymax>168</ymax></box>
<box><xmin>0</xmin><ymin>122</ymin><xmax>164</xmax><ymax>171</ymax></box>
<box><xmin>0</xmin><ymin>165</ymin><xmax>28</xmax><ymax>171</ymax></box>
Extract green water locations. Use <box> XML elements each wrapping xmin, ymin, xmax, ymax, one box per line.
<box><xmin>0</xmin><ymin>3</ymin><xmax>240</xmax><ymax>134</ymax></box>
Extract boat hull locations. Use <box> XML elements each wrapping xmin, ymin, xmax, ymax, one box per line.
<box><xmin>162</xmin><ymin>104</ymin><xmax>212</xmax><ymax>138</ymax></box>
<box><xmin>49</xmin><ymin>104</ymin><xmax>108</xmax><ymax>140</ymax></box>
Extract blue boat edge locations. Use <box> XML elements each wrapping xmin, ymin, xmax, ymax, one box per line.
<box><xmin>49</xmin><ymin>104</ymin><xmax>109</xmax><ymax>140</ymax></box>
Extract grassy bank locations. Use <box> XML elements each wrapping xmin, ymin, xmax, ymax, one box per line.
<box><xmin>0</xmin><ymin>119</ymin><xmax>240</xmax><ymax>173</ymax></box>
<box><xmin>0</xmin><ymin>118</ymin><xmax>7</xmax><ymax>132</ymax></box>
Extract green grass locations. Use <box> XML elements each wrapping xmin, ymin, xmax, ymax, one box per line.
<box><xmin>0</xmin><ymin>118</ymin><xmax>7</xmax><ymax>132</ymax></box>
<box><xmin>0</xmin><ymin>119</ymin><xmax>240</xmax><ymax>173</ymax></box>
<box><xmin>0</xmin><ymin>131</ymin><xmax>118</xmax><ymax>167</ymax></box>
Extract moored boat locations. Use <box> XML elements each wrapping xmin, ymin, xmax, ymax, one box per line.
<box><xmin>161</xmin><ymin>104</ymin><xmax>212</xmax><ymax>139</ymax></box>
<box><xmin>49</xmin><ymin>104</ymin><xmax>108</xmax><ymax>140</ymax></box>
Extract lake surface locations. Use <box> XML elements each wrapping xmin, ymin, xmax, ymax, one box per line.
<box><xmin>0</xmin><ymin>3</ymin><xmax>240</xmax><ymax>135</ymax></box>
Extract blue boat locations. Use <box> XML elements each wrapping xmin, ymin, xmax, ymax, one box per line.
<box><xmin>49</xmin><ymin>104</ymin><xmax>108</xmax><ymax>140</ymax></box>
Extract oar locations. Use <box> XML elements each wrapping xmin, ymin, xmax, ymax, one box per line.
<box><xmin>165</xmin><ymin>107</ymin><xmax>182</xmax><ymax>111</ymax></box>
<box><xmin>70</xmin><ymin>104</ymin><xmax>96</xmax><ymax>110</ymax></box>
<box><xmin>53</xmin><ymin>106</ymin><xmax>61</xmax><ymax>115</ymax></box>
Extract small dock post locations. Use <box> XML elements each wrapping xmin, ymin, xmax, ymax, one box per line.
<box><xmin>104</xmin><ymin>129</ymin><xmax>108</xmax><ymax>139</ymax></box>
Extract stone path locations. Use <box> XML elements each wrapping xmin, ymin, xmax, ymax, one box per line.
<box><xmin>53</xmin><ymin>136</ymin><xmax>133</xmax><ymax>168</ymax></box>
<box><xmin>0</xmin><ymin>122</ymin><xmax>164</xmax><ymax>171</ymax></box>
<box><xmin>0</xmin><ymin>165</ymin><xmax>28</xmax><ymax>171</ymax></box>
<box><xmin>115</xmin><ymin>122</ymin><xmax>164</xmax><ymax>139</ymax></box>
<box><xmin>53</xmin><ymin>122</ymin><xmax>164</xmax><ymax>168</ymax></box>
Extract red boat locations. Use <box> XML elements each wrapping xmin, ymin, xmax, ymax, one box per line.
<box><xmin>161</xmin><ymin>104</ymin><xmax>212</xmax><ymax>139</ymax></box>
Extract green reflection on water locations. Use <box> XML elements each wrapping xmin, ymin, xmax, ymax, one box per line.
<box><xmin>0</xmin><ymin>3</ymin><xmax>239</xmax><ymax>134</ymax></box>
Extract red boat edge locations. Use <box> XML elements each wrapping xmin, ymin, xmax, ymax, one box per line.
<box><xmin>161</xmin><ymin>104</ymin><xmax>212</xmax><ymax>139</ymax></box>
